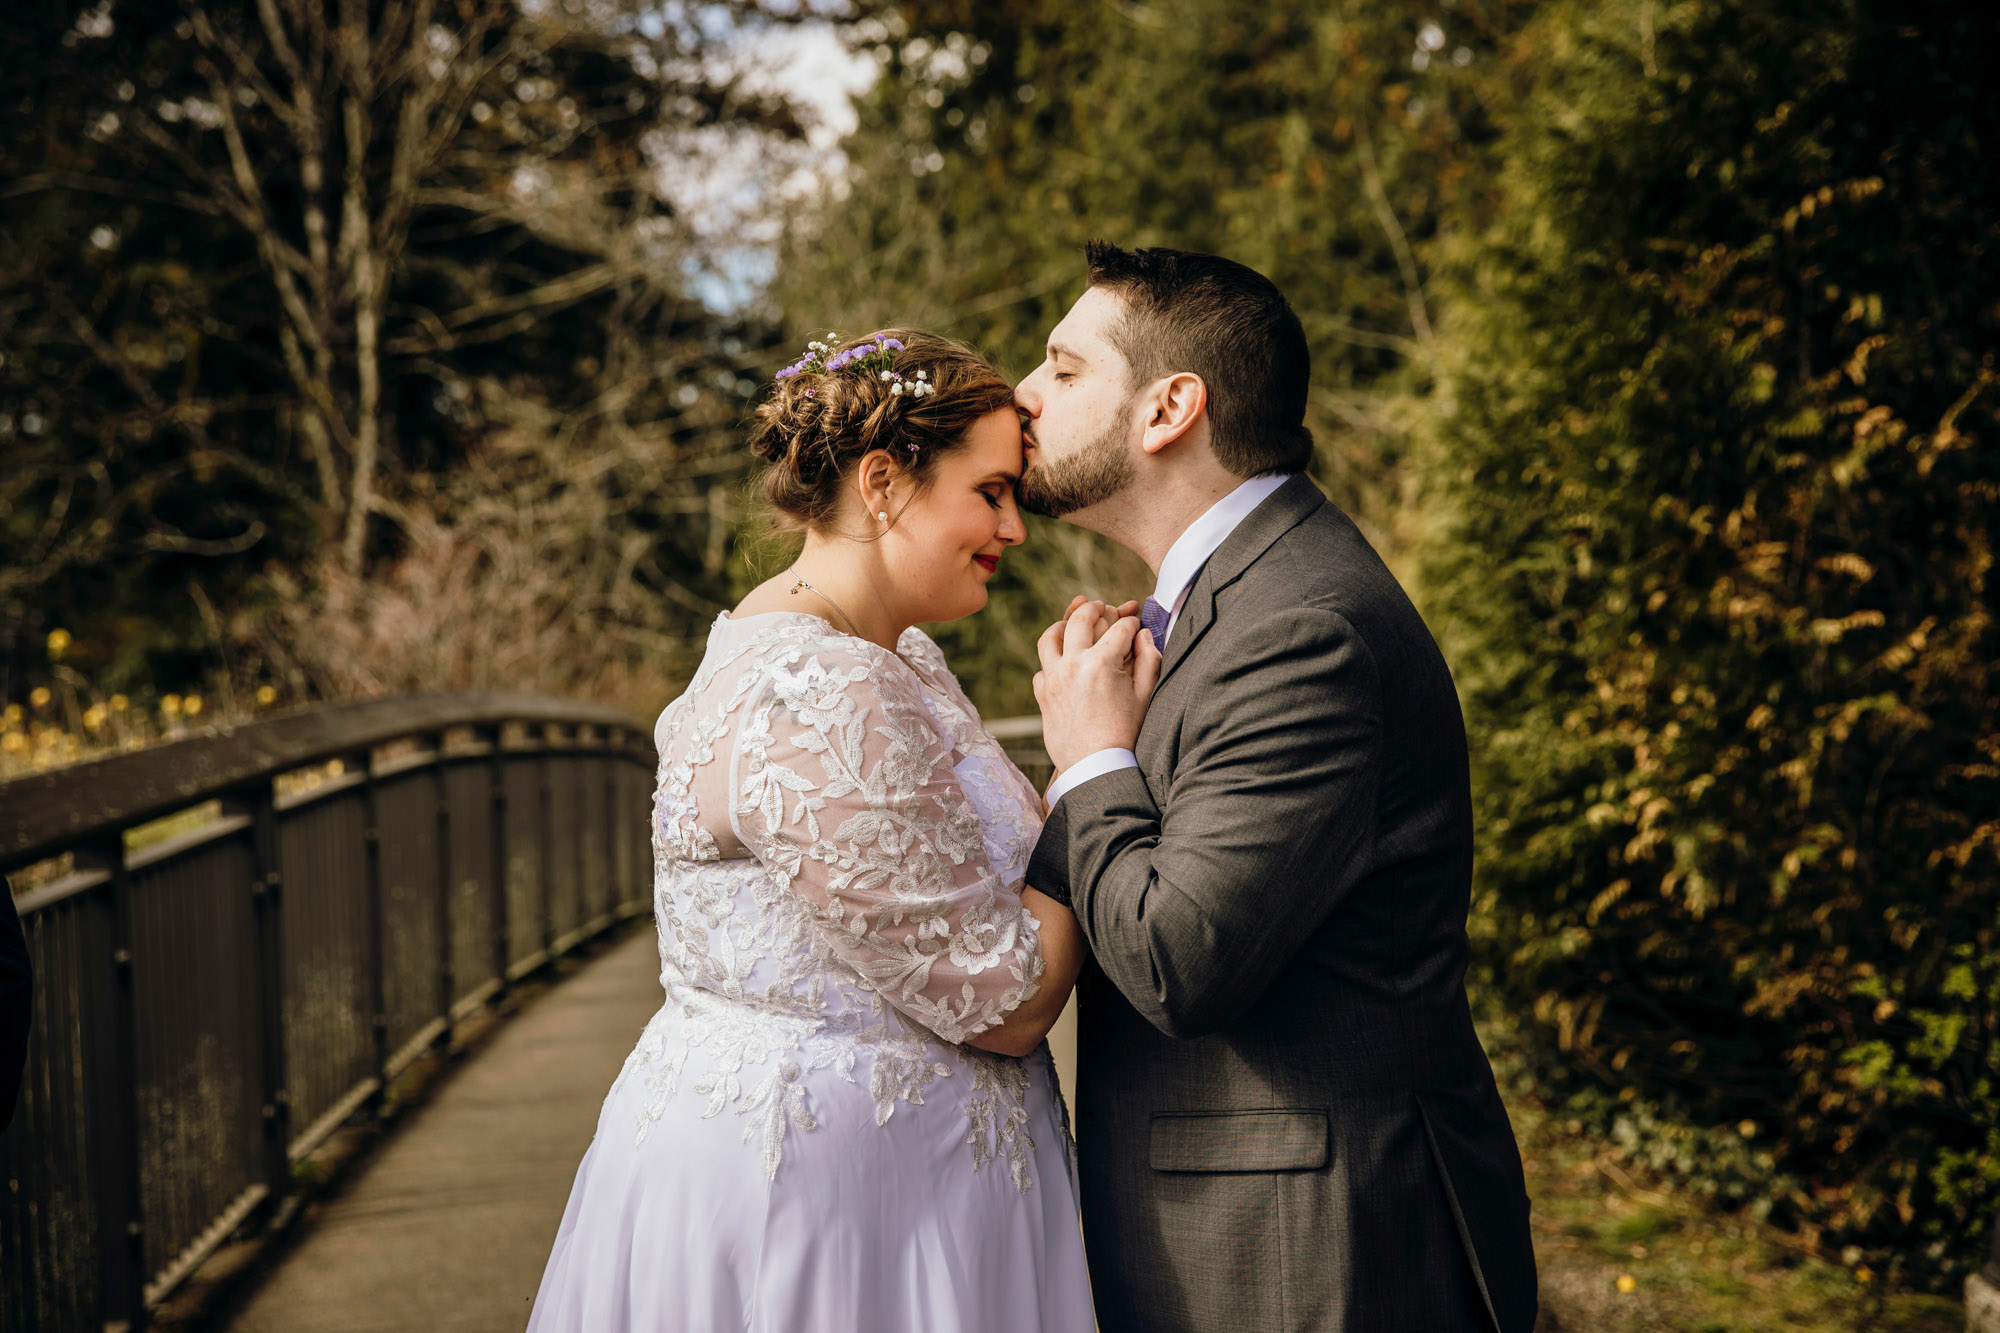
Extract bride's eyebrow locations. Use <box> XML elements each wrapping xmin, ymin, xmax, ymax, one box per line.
<box><xmin>980</xmin><ymin>469</ymin><xmax>1022</xmax><ymax>485</ymax></box>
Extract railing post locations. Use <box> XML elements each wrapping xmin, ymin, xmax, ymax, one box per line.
<box><xmin>433</xmin><ymin>733</ymin><xmax>454</xmax><ymax>1046</ymax></box>
<box><xmin>233</xmin><ymin>779</ymin><xmax>292</xmax><ymax>1215</ymax></box>
<box><xmin>360</xmin><ymin>753</ymin><xmax>390</xmax><ymax>1108</ymax></box>
<box><xmin>538</xmin><ymin>740</ymin><xmax>555</xmax><ymax>962</ymax></box>
<box><xmin>487</xmin><ymin>726</ymin><xmax>509</xmax><ymax>999</ymax></box>
<box><xmin>78</xmin><ymin>836</ymin><xmax>146</xmax><ymax>1331</ymax></box>
<box><xmin>602</xmin><ymin>735</ymin><xmax>619</xmax><ymax>923</ymax></box>
<box><xmin>570</xmin><ymin>732</ymin><xmax>588</xmax><ymax>937</ymax></box>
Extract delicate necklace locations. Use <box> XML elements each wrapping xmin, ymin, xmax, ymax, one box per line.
<box><xmin>788</xmin><ymin>576</ymin><xmax>864</xmax><ymax>639</ymax></box>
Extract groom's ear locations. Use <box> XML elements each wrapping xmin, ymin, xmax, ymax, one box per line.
<box><xmin>1138</xmin><ymin>372</ymin><xmax>1208</xmax><ymax>457</ymax></box>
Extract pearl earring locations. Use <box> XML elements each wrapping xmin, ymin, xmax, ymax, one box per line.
<box><xmin>877</xmin><ymin>510</ymin><xmax>889</xmax><ymax>521</ymax></box>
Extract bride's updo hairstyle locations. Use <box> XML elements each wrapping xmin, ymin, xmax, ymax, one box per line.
<box><xmin>749</xmin><ymin>328</ymin><xmax>1015</xmax><ymax>532</ymax></box>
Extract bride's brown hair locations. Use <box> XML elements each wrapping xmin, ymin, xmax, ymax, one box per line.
<box><xmin>748</xmin><ymin>329</ymin><xmax>1015</xmax><ymax>531</ymax></box>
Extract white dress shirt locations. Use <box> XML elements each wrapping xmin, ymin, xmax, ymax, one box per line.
<box><xmin>1043</xmin><ymin>471</ymin><xmax>1292</xmax><ymax>808</ymax></box>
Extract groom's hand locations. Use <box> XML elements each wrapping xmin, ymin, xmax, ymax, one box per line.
<box><xmin>1034</xmin><ymin>600</ymin><xmax>1163</xmax><ymax>773</ymax></box>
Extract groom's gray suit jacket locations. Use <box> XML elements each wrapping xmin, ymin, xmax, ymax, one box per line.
<box><xmin>1028</xmin><ymin>474</ymin><xmax>1536</xmax><ymax>1333</ymax></box>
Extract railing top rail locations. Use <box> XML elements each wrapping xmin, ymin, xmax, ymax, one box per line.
<box><xmin>1</xmin><ymin>690</ymin><xmax>652</xmax><ymax>870</ymax></box>
<box><xmin>983</xmin><ymin>715</ymin><xmax>1045</xmax><ymax>742</ymax></box>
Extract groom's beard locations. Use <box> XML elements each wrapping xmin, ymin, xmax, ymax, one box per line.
<box><xmin>1017</xmin><ymin>418</ymin><xmax>1136</xmax><ymax>519</ymax></box>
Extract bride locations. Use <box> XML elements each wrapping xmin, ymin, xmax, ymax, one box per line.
<box><xmin>526</xmin><ymin>330</ymin><xmax>1099</xmax><ymax>1331</ymax></box>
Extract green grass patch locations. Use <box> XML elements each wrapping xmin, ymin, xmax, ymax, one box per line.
<box><xmin>1509</xmin><ymin>1087</ymin><xmax>1963</xmax><ymax>1332</ymax></box>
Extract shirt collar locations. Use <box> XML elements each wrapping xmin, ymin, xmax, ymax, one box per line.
<box><xmin>1151</xmin><ymin>471</ymin><xmax>1293</xmax><ymax>612</ymax></box>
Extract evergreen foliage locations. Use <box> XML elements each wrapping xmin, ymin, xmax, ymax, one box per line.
<box><xmin>772</xmin><ymin>0</ymin><xmax>1532</xmax><ymax>713</ymax></box>
<box><xmin>1424</xmin><ymin>0</ymin><xmax>1999</xmax><ymax>1280</ymax></box>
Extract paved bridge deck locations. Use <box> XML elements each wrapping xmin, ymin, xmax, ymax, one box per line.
<box><xmin>226</xmin><ymin>927</ymin><xmax>663</xmax><ymax>1332</ymax></box>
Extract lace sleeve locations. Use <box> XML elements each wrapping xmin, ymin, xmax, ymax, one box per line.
<box><xmin>731</xmin><ymin>640</ymin><xmax>1045</xmax><ymax>1044</ymax></box>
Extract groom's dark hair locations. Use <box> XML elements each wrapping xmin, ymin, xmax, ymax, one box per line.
<box><xmin>1084</xmin><ymin>241</ymin><xmax>1314</xmax><ymax>478</ymax></box>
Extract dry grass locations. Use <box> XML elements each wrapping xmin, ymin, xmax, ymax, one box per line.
<box><xmin>245</xmin><ymin>423</ymin><xmax>718</xmax><ymax>721</ymax></box>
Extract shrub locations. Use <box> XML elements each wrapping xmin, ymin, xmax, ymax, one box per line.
<box><xmin>1426</xmin><ymin>0</ymin><xmax>1999</xmax><ymax>1283</ymax></box>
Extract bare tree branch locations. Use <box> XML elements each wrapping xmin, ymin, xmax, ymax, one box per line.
<box><xmin>140</xmin><ymin>521</ymin><xmax>270</xmax><ymax>556</ymax></box>
<box><xmin>1354</xmin><ymin>127</ymin><xmax>1437</xmax><ymax>355</ymax></box>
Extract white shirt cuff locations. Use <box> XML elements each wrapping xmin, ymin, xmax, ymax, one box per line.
<box><xmin>1045</xmin><ymin>747</ymin><xmax>1139</xmax><ymax>808</ymax></box>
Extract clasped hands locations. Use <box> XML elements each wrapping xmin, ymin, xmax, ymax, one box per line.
<box><xmin>1033</xmin><ymin>595</ymin><xmax>1164</xmax><ymax>776</ymax></box>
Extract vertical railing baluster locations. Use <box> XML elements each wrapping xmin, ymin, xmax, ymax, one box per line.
<box><xmin>635</xmin><ymin>731</ymin><xmax>650</xmax><ymax>909</ymax></box>
<box><xmin>78</xmin><ymin>836</ymin><xmax>145</xmax><ymax>1330</ymax></box>
<box><xmin>487</xmin><ymin>725</ymin><xmax>509</xmax><ymax>1000</ymax></box>
<box><xmin>572</xmin><ymin>732</ymin><xmax>588</xmax><ymax>938</ymax></box>
<box><xmin>361</xmin><ymin>751</ymin><xmax>389</xmax><ymax>1110</ymax></box>
<box><xmin>623</xmin><ymin>731</ymin><xmax>640</xmax><ymax>915</ymax></box>
<box><xmin>538</xmin><ymin>736</ymin><xmax>555</xmax><ymax>963</ymax></box>
<box><xmin>602</xmin><ymin>737</ymin><xmax>619</xmax><ymax>923</ymax></box>
<box><xmin>433</xmin><ymin>733</ymin><xmax>454</xmax><ymax>1046</ymax></box>
<box><xmin>234</xmin><ymin>779</ymin><xmax>291</xmax><ymax>1216</ymax></box>
<box><xmin>610</xmin><ymin>732</ymin><xmax>628</xmax><ymax>916</ymax></box>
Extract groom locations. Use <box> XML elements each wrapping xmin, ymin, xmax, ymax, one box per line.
<box><xmin>1017</xmin><ymin>243</ymin><xmax>1537</xmax><ymax>1332</ymax></box>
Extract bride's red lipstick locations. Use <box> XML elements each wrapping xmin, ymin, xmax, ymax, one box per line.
<box><xmin>973</xmin><ymin>554</ymin><xmax>1000</xmax><ymax>573</ymax></box>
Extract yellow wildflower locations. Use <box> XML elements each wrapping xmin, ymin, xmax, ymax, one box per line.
<box><xmin>256</xmin><ymin>685</ymin><xmax>278</xmax><ymax>706</ymax></box>
<box><xmin>29</xmin><ymin>687</ymin><xmax>51</xmax><ymax>709</ymax></box>
<box><xmin>46</xmin><ymin>628</ymin><xmax>71</xmax><ymax>660</ymax></box>
<box><xmin>183</xmin><ymin>694</ymin><xmax>204</xmax><ymax>717</ymax></box>
<box><xmin>110</xmin><ymin>693</ymin><xmax>129</xmax><ymax>712</ymax></box>
<box><xmin>1615</xmin><ymin>1275</ymin><xmax>1636</xmax><ymax>1294</ymax></box>
<box><xmin>161</xmin><ymin>694</ymin><xmax>182</xmax><ymax>716</ymax></box>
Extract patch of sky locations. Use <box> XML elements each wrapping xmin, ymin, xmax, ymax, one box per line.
<box><xmin>639</xmin><ymin>4</ymin><xmax>879</xmax><ymax>313</ymax></box>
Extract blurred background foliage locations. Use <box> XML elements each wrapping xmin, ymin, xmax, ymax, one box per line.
<box><xmin>1</xmin><ymin>0</ymin><xmax>807</xmax><ymax>714</ymax></box>
<box><xmin>1421</xmin><ymin>0</ymin><xmax>1998</xmax><ymax>1287</ymax></box>
<box><xmin>2</xmin><ymin>0</ymin><xmax>1994</xmax><ymax>1295</ymax></box>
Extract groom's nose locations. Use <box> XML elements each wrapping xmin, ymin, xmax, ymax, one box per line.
<box><xmin>1012</xmin><ymin>371</ymin><xmax>1043</xmax><ymax>417</ymax></box>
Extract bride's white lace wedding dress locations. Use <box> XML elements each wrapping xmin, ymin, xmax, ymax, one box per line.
<box><xmin>526</xmin><ymin>610</ymin><xmax>1095</xmax><ymax>1332</ymax></box>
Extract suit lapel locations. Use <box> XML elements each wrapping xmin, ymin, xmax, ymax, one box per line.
<box><xmin>1154</xmin><ymin>473</ymin><xmax>1327</xmax><ymax>692</ymax></box>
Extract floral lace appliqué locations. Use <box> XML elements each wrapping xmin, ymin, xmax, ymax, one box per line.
<box><xmin>611</xmin><ymin>615</ymin><xmax>1050</xmax><ymax>1188</ymax></box>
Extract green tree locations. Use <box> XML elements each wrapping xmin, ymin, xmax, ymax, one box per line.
<box><xmin>1423</xmin><ymin>0</ymin><xmax>1999</xmax><ymax>1280</ymax></box>
<box><xmin>772</xmin><ymin>0</ymin><xmax>1534</xmax><ymax>713</ymax></box>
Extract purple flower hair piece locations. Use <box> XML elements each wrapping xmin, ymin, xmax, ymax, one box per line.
<box><xmin>771</xmin><ymin>331</ymin><xmax>936</xmax><ymax>446</ymax></box>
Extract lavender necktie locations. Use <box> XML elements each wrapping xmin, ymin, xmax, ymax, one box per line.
<box><xmin>1139</xmin><ymin>595</ymin><xmax>1171</xmax><ymax>649</ymax></box>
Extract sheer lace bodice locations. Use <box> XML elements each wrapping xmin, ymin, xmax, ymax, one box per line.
<box><xmin>609</xmin><ymin>610</ymin><xmax>1052</xmax><ymax>1189</ymax></box>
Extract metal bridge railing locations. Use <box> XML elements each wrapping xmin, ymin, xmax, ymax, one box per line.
<box><xmin>0</xmin><ymin>693</ymin><xmax>656</xmax><ymax>1332</ymax></box>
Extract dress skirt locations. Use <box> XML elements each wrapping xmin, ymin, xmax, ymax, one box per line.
<box><xmin>526</xmin><ymin>1030</ymin><xmax>1096</xmax><ymax>1333</ymax></box>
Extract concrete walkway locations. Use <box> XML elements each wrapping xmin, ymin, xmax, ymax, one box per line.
<box><xmin>227</xmin><ymin>928</ymin><xmax>663</xmax><ymax>1333</ymax></box>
